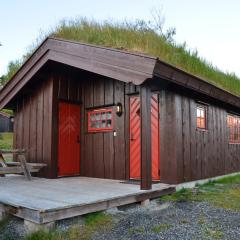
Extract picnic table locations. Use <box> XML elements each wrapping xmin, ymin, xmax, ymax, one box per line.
<box><xmin>0</xmin><ymin>149</ymin><xmax>46</xmax><ymax>180</ymax></box>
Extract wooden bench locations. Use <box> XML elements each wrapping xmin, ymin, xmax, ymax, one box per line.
<box><xmin>0</xmin><ymin>150</ymin><xmax>46</xmax><ymax>180</ymax></box>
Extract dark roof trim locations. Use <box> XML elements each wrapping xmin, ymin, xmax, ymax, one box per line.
<box><xmin>154</xmin><ymin>60</ymin><xmax>240</xmax><ymax>108</ymax></box>
<box><xmin>0</xmin><ymin>37</ymin><xmax>156</xmax><ymax>109</ymax></box>
<box><xmin>0</xmin><ymin>37</ymin><xmax>239</xmax><ymax>110</ymax></box>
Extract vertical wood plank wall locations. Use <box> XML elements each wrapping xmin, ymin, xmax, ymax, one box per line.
<box><xmin>13</xmin><ymin>76</ymin><xmax>54</xmax><ymax>177</ymax></box>
<box><xmin>13</xmin><ymin>64</ymin><xmax>240</xmax><ymax>182</ymax></box>
<box><xmin>159</xmin><ymin>89</ymin><xmax>240</xmax><ymax>184</ymax></box>
<box><xmin>55</xmin><ymin>68</ymin><xmax>131</xmax><ymax>180</ymax></box>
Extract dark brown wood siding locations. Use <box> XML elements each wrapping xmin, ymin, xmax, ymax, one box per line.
<box><xmin>159</xmin><ymin>88</ymin><xmax>240</xmax><ymax>184</ymax></box>
<box><xmin>12</xmin><ymin>63</ymin><xmax>240</xmax><ymax>183</ymax></box>
<box><xmin>13</xmin><ymin>75</ymin><xmax>54</xmax><ymax>178</ymax></box>
<box><xmin>54</xmin><ymin>66</ymin><xmax>134</xmax><ymax>180</ymax></box>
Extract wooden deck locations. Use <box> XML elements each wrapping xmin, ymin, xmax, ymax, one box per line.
<box><xmin>0</xmin><ymin>176</ymin><xmax>175</xmax><ymax>225</ymax></box>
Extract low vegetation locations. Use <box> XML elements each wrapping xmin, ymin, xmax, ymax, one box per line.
<box><xmin>151</xmin><ymin>223</ymin><xmax>173</xmax><ymax>233</ymax></box>
<box><xmin>0</xmin><ymin>132</ymin><xmax>13</xmax><ymax>150</ymax></box>
<box><xmin>25</xmin><ymin>212</ymin><xmax>112</xmax><ymax>240</ymax></box>
<box><xmin>161</xmin><ymin>174</ymin><xmax>240</xmax><ymax>212</ymax></box>
<box><xmin>0</xmin><ymin>216</ymin><xmax>10</xmax><ymax>230</ymax></box>
<box><xmin>1</xmin><ymin>15</ymin><xmax>240</xmax><ymax>96</ymax></box>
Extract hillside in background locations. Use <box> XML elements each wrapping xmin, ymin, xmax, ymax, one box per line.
<box><xmin>1</xmin><ymin>17</ymin><xmax>240</xmax><ymax>96</ymax></box>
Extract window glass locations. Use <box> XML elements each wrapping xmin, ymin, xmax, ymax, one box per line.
<box><xmin>88</xmin><ymin>108</ymin><xmax>113</xmax><ymax>132</ymax></box>
<box><xmin>197</xmin><ymin>105</ymin><xmax>207</xmax><ymax>129</ymax></box>
<box><xmin>227</xmin><ymin>114</ymin><xmax>240</xmax><ymax>143</ymax></box>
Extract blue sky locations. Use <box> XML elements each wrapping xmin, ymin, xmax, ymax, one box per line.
<box><xmin>1</xmin><ymin>0</ymin><xmax>240</xmax><ymax>76</ymax></box>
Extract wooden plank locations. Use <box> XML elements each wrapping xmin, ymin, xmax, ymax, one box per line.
<box><xmin>18</xmin><ymin>154</ymin><xmax>32</xmax><ymax>180</ymax></box>
<box><xmin>114</xmin><ymin>81</ymin><xmax>126</xmax><ymax>180</ymax></box>
<box><xmin>51</xmin><ymin>74</ymin><xmax>59</xmax><ymax>178</ymax></box>
<box><xmin>0</xmin><ymin>153</ymin><xmax>7</xmax><ymax>168</ymax></box>
<box><xmin>103</xmin><ymin>78</ymin><xmax>115</xmax><ymax>179</ymax></box>
<box><xmin>140</xmin><ymin>84</ymin><xmax>152</xmax><ymax>190</ymax></box>
<box><xmin>0</xmin><ymin>167</ymin><xmax>42</xmax><ymax>174</ymax></box>
<box><xmin>175</xmin><ymin>94</ymin><xmax>183</xmax><ymax>182</ymax></box>
<box><xmin>124</xmin><ymin>84</ymin><xmax>130</xmax><ymax>180</ymax></box>
<box><xmin>104</xmin><ymin>78</ymin><xmax>114</xmax><ymax>105</ymax></box>
<box><xmin>182</xmin><ymin>97</ymin><xmax>191</xmax><ymax>181</ymax></box>
<box><xmin>36</xmin><ymin>88</ymin><xmax>44</xmax><ymax>165</ymax></box>
<box><xmin>189</xmin><ymin>100</ymin><xmax>197</xmax><ymax>180</ymax></box>
<box><xmin>42</xmin><ymin>78</ymin><xmax>53</xmax><ymax>177</ymax></box>
<box><xmin>103</xmin><ymin>133</ymin><xmax>114</xmax><ymax>179</ymax></box>
<box><xmin>29</xmin><ymin>94</ymin><xmax>37</xmax><ymax>163</ymax></box>
<box><xmin>39</xmin><ymin>187</ymin><xmax>175</xmax><ymax>224</ymax></box>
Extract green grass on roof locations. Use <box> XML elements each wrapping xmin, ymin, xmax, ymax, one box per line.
<box><xmin>2</xmin><ymin>17</ymin><xmax>240</xmax><ymax>96</ymax></box>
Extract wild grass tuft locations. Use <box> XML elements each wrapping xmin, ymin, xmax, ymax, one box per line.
<box><xmin>24</xmin><ymin>212</ymin><xmax>112</xmax><ymax>240</ymax></box>
<box><xmin>0</xmin><ymin>215</ymin><xmax>10</xmax><ymax>230</ymax></box>
<box><xmin>161</xmin><ymin>174</ymin><xmax>240</xmax><ymax>211</ymax></box>
<box><xmin>0</xmin><ymin>132</ymin><xmax>13</xmax><ymax>150</ymax></box>
<box><xmin>2</xmin><ymin>17</ymin><xmax>240</xmax><ymax>96</ymax></box>
<box><xmin>151</xmin><ymin>223</ymin><xmax>172</xmax><ymax>233</ymax></box>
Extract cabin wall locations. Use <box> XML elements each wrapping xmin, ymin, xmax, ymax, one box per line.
<box><xmin>13</xmin><ymin>76</ymin><xmax>54</xmax><ymax>177</ymax></box>
<box><xmin>159</xmin><ymin>88</ymin><xmax>240</xmax><ymax>184</ymax></box>
<box><xmin>54</xmin><ymin>67</ymin><xmax>137</xmax><ymax>180</ymax></box>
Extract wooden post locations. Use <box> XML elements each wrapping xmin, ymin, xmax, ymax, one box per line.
<box><xmin>140</xmin><ymin>84</ymin><xmax>152</xmax><ymax>190</ymax></box>
<box><xmin>19</xmin><ymin>154</ymin><xmax>32</xmax><ymax>181</ymax></box>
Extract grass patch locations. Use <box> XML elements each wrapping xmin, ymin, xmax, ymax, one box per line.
<box><xmin>2</xmin><ymin>16</ymin><xmax>240</xmax><ymax>96</ymax></box>
<box><xmin>0</xmin><ymin>132</ymin><xmax>13</xmax><ymax>150</ymax></box>
<box><xmin>128</xmin><ymin>226</ymin><xmax>145</xmax><ymax>235</ymax></box>
<box><xmin>152</xmin><ymin>223</ymin><xmax>172</xmax><ymax>233</ymax></box>
<box><xmin>0</xmin><ymin>216</ymin><xmax>10</xmax><ymax>230</ymax></box>
<box><xmin>25</xmin><ymin>230</ymin><xmax>61</xmax><ymax>240</ymax></box>
<box><xmin>203</xmin><ymin>226</ymin><xmax>223</xmax><ymax>240</ymax></box>
<box><xmin>25</xmin><ymin>212</ymin><xmax>112</xmax><ymax>240</ymax></box>
<box><xmin>161</xmin><ymin>174</ymin><xmax>240</xmax><ymax>211</ymax></box>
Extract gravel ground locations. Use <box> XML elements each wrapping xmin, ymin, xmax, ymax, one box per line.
<box><xmin>0</xmin><ymin>200</ymin><xmax>240</xmax><ymax>240</ymax></box>
<box><xmin>94</xmin><ymin>200</ymin><xmax>240</xmax><ymax>240</ymax></box>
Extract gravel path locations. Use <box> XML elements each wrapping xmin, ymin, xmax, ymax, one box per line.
<box><xmin>94</xmin><ymin>200</ymin><xmax>240</xmax><ymax>240</ymax></box>
<box><xmin>0</xmin><ymin>200</ymin><xmax>240</xmax><ymax>240</ymax></box>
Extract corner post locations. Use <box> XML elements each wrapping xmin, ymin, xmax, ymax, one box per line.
<box><xmin>140</xmin><ymin>84</ymin><xmax>152</xmax><ymax>190</ymax></box>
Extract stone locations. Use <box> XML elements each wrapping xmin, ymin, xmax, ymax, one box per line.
<box><xmin>24</xmin><ymin>220</ymin><xmax>55</xmax><ymax>234</ymax></box>
<box><xmin>0</xmin><ymin>211</ymin><xmax>7</xmax><ymax>221</ymax></box>
<box><xmin>141</xmin><ymin>199</ymin><xmax>150</xmax><ymax>207</ymax></box>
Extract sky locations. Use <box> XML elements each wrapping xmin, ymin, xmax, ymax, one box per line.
<box><xmin>1</xmin><ymin>0</ymin><xmax>240</xmax><ymax>77</ymax></box>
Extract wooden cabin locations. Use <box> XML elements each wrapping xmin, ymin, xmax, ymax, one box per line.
<box><xmin>0</xmin><ymin>111</ymin><xmax>13</xmax><ymax>132</ymax></box>
<box><xmin>0</xmin><ymin>38</ymin><xmax>240</xmax><ymax>190</ymax></box>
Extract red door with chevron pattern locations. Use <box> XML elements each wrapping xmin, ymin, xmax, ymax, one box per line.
<box><xmin>129</xmin><ymin>94</ymin><xmax>160</xmax><ymax>180</ymax></box>
<box><xmin>58</xmin><ymin>102</ymin><xmax>81</xmax><ymax>177</ymax></box>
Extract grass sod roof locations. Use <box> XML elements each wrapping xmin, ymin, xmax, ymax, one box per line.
<box><xmin>3</xmin><ymin>18</ymin><xmax>240</xmax><ymax>96</ymax></box>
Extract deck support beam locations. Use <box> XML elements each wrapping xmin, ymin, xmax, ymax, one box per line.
<box><xmin>140</xmin><ymin>84</ymin><xmax>152</xmax><ymax>190</ymax></box>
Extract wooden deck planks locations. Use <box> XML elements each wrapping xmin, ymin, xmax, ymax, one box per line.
<box><xmin>0</xmin><ymin>176</ymin><xmax>175</xmax><ymax>224</ymax></box>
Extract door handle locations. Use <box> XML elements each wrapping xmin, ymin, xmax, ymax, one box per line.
<box><xmin>130</xmin><ymin>133</ymin><xmax>136</xmax><ymax>141</ymax></box>
<box><xmin>77</xmin><ymin>135</ymin><xmax>80</xmax><ymax>143</ymax></box>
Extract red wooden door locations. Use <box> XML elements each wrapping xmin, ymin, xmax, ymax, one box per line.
<box><xmin>151</xmin><ymin>94</ymin><xmax>160</xmax><ymax>180</ymax></box>
<box><xmin>58</xmin><ymin>102</ymin><xmax>81</xmax><ymax>177</ymax></box>
<box><xmin>130</xmin><ymin>96</ymin><xmax>141</xmax><ymax>179</ymax></box>
<box><xmin>129</xmin><ymin>94</ymin><xmax>160</xmax><ymax>180</ymax></box>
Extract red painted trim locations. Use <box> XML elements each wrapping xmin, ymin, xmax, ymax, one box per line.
<box><xmin>197</xmin><ymin>105</ymin><xmax>207</xmax><ymax>129</ymax></box>
<box><xmin>87</xmin><ymin>108</ymin><xmax>114</xmax><ymax>133</ymax></box>
<box><xmin>227</xmin><ymin>114</ymin><xmax>240</xmax><ymax>144</ymax></box>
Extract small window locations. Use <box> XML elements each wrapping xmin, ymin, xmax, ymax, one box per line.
<box><xmin>227</xmin><ymin>114</ymin><xmax>240</xmax><ymax>144</ymax></box>
<box><xmin>88</xmin><ymin>108</ymin><xmax>113</xmax><ymax>132</ymax></box>
<box><xmin>197</xmin><ymin>105</ymin><xmax>207</xmax><ymax>129</ymax></box>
